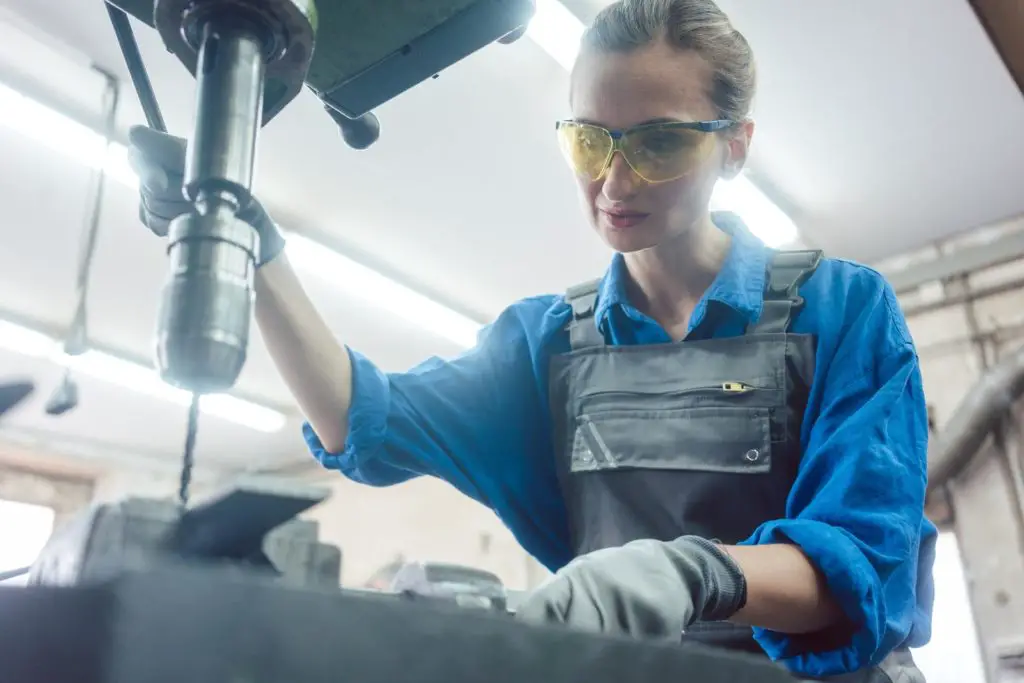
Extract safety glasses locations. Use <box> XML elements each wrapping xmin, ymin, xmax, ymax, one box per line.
<box><xmin>555</xmin><ymin>119</ymin><xmax>735</xmax><ymax>184</ymax></box>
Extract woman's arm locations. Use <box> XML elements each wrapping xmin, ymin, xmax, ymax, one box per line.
<box><xmin>254</xmin><ymin>256</ymin><xmax>354</xmax><ymax>452</ymax></box>
<box><xmin>736</xmin><ymin>279</ymin><xmax>931</xmax><ymax>677</ymax></box>
<box><xmin>723</xmin><ymin>543</ymin><xmax>844</xmax><ymax>634</ymax></box>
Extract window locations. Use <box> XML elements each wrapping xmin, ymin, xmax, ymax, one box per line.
<box><xmin>913</xmin><ymin>532</ymin><xmax>986</xmax><ymax>683</ymax></box>
<box><xmin>0</xmin><ymin>499</ymin><xmax>55</xmax><ymax>585</ymax></box>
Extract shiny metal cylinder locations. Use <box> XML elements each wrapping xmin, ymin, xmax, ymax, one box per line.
<box><xmin>184</xmin><ymin>20</ymin><xmax>266</xmax><ymax>201</ymax></box>
<box><xmin>157</xmin><ymin>12</ymin><xmax>269</xmax><ymax>393</ymax></box>
<box><xmin>156</xmin><ymin>199</ymin><xmax>260</xmax><ymax>393</ymax></box>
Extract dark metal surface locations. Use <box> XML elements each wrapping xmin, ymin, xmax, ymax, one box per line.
<box><xmin>0</xmin><ymin>566</ymin><xmax>796</xmax><ymax>683</ymax></box>
<box><xmin>151</xmin><ymin>0</ymin><xmax>317</xmax><ymax>124</ymax></box>
<box><xmin>311</xmin><ymin>0</ymin><xmax>536</xmax><ymax>119</ymax></box>
<box><xmin>165</xmin><ymin>482</ymin><xmax>329</xmax><ymax>560</ymax></box>
<box><xmin>106</xmin><ymin>0</ymin><xmax>534</xmax><ymax>123</ymax></box>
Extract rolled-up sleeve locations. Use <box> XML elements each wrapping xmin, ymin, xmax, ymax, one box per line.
<box><xmin>303</xmin><ymin>347</ymin><xmax>398</xmax><ymax>483</ymax></box>
<box><xmin>302</xmin><ymin>301</ymin><xmax>556</xmax><ymax>509</ymax></box>
<box><xmin>744</xmin><ymin>289</ymin><xmax>930</xmax><ymax>676</ymax></box>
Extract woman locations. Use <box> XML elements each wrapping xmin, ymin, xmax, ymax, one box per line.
<box><xmin>128</xmin><ymin>0</ymin><xmax>935</xmax><ymax>680</ymax></box>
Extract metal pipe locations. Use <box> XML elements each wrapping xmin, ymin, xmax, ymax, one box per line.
<box><xmin>901</xmin><ymin>274</ymin><xmax>1024</xmax><ymax>319</ymax></box>
<box><xmin>927</xmin><ymin>342</ymin><xmax>1024</xmax><ymax>491</ymax></box>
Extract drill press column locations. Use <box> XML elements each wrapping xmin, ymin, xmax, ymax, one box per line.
<box><xmin>152</xmin><ymin>0</ymin><xmax>316</xmax><ymax>393</ymax></box>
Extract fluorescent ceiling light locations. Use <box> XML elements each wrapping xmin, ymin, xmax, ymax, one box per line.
<box><xmin>0</xmin><ymin>320</ymin><xmax>286</xmax><ymax>432</ymax></box>
<box><xmin>286</xmin><ymin>236</ymin><xmax>482</xmax><ymax>347</ymax></box>
<box><xmin>0</xmin><ymin>81</ymin><xmax>136</xmax><ymax>187</ymax></box>
<box><xmin>0</xmin><ymin>80</ymin><xmax>483</xmax><ymax>349</ymax></box>
<box><xmin>711</xmin><ymin>175</ymin><xmax>798</xmax><ymax>247</ymax></box>
<box><xmin>527</xmin><ymin>0</ymin><xmax>585</xmax><ymax>71</ymax></box>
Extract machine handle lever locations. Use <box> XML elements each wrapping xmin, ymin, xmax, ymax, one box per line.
<box><xmin>105</xmin><ymin>1</ymin><xmax>167</xmax><ymax>133</ymax></box>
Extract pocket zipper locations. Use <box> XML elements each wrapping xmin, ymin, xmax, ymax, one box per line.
<box><xmin>584</xmin><ymin>382</ymin><xmax>760</xmax><ymax>400</ymax></box>
<box><xmin>721</xmin><ymin>381</ymin><xmax>757</xmax><ymax>394</ymax></box>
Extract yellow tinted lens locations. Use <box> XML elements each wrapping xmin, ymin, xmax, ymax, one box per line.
<box><xmin>557</xmin><ymin>123</ymin><xmax>613</xmax><ymax>180</ymax></box>
<box><xmin>621</xmin><ymin>126</ymin><xmax>714</xmax><ymax>182</ymax></box>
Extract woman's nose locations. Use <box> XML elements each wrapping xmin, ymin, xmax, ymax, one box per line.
<box><xmin>600</xmin><ymin>153</ymin><xmax>643</xmax><ymax>201</ymax></box>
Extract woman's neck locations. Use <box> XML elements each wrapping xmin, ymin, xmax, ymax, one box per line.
<box><xmin>623</xmin><ymin>214</ymin><xmax>732</xmax><ymax>335</ymax></box>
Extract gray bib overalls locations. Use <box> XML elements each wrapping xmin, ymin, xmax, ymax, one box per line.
<box><xmin>549</xmin><ymin>250</ymin><xmax>925</xmax><ymax>683</ymax></box>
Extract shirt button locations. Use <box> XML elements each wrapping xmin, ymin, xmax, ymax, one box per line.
<box><xmin>744</xmin><ymin>449</ymin><xmax>760</xmax><ymax>462</ymax></box>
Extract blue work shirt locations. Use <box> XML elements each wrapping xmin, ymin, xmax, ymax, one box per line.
<box><xmin>304</xmin><ymin>214</ymin><xmax>937</xmax><ymax>678</ymax></box>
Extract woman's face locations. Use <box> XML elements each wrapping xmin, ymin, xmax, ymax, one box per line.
<box><xmin>569</xmin><ymin>40</ymin><xmax>751</xmax><ymax>253</ymax></box>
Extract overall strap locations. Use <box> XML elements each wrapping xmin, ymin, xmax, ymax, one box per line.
<box><xmin>748</xmin><ymin>250</ymin><xmax>823</xmax><ymax>334</ymax></box>
<box><xmin>564</xmin><ymin>279</ymin><xmax>606</xmax><ymax>351</ymax></box>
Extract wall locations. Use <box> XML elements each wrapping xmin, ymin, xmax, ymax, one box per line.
<box><xmin>0</xmin><ymin>440</ymin><xmax>95</xmax><ymax>528</ymax></box>
<box><xmin>306</xmin><ymin>475</ymin><xmax>548</xmax><ymax>590</ymax></box>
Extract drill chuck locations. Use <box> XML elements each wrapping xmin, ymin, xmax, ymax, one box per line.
<box><xmin>157</xmin><ymin>199</ymin><xmax>259</xmax><ymax>393</ymax></box>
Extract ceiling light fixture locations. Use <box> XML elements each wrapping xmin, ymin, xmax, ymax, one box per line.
<box><xmin>0</xmin><ymin>80</ymin><xmax>484</xmax><ymax>349</ymax></box>
<box><xmin>711</xmin><ymin>175</ymin><xmax>799</xmax><ymax>247</ymax></box>
<box><xmin>0</xmin><ymin>320</ymin><xmax>287</xmax><ymax>432</ymax></box>
<box><xmin>527</xmin><ymin>0</ymin><xmax>585</xmax><ymax>71</ymax></box>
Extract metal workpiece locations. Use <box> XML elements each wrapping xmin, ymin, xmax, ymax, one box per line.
<box><xmin>157</xmin><ymin>204</ymin><xmax>260</xmax><ymax>392</ymax></box>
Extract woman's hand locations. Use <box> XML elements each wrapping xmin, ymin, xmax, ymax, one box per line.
<box><xmin>126</xmin><ymin>125</ymin><xmax>286</xmax><ymax>266</ymax></box>
<box><xmin>515</xmin><ymin>537</ymin><xmax>746</xmax><ymax>639</ymax></box>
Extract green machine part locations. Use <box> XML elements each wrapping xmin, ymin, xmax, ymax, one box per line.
<box><xmin>106</xmin><ymin>0</ymin><xmax>536</xmax><ymax>125</ymax></box>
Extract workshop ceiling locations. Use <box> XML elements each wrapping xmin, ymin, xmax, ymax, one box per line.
<box><xmin>1</xmin><ymin>0</ymin><xmax>1023</xmax><ymax>477</ymax></box>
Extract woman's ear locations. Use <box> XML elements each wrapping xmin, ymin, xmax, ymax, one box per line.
<box><xmin>720</xmin><ymin>119</ymin><xmax>755</xmax><ymax>179</ymax></box>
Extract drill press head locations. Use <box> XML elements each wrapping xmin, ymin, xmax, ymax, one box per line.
<box><xmin>108</xmin><ymin>0</ymin><xmax>535</xmax><ymax>392</ymax></box>
<box><xmin>153</xmin><ymin>0</ymin><xmax>317</xmax><ymax>123</ymax></box>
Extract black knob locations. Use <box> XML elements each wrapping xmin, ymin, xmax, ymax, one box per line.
<box><xmin>325</xmin><ymin>105</ymin><xmax>380</xmax><ymax>150</ymax></box>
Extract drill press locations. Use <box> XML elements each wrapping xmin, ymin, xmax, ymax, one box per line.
<box><xmin>106</xmin><ymin>0</ymin><xmax>536</xmax><ymax>396</ymax></box>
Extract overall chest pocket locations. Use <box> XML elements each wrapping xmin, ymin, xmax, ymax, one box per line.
<box><xmin>569</xmin><ymin>406</ymin><xmax>773</xmax><ymax>475</ymax></box>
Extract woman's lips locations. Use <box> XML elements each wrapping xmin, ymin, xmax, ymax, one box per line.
<box><xmin>600</xmin><ymin>209</ymin><xmax>650</xmax><ymax>229</ymax></box>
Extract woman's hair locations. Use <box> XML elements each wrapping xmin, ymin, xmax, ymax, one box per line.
<box><xmin>580</xmin><ymin>0</ymin><xmax>757</xmax><ymax>122</ymax></box>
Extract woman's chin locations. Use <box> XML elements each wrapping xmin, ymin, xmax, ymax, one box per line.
<box><xmin>598</xmin><ymin>224</ymin><xmax>661</xmax><ymax>254</ymax></box>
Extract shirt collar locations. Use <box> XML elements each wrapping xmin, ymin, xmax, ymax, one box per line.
<box><xmin>594</xmin><ymin>211</ymin><xmax>771</xmax><ymax>332</ymax></box>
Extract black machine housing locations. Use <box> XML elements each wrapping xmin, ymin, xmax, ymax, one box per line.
<box><xmin>105</xmin><ymin>0</ymin><xmax>538</xmax><ymax>124</ymax></box>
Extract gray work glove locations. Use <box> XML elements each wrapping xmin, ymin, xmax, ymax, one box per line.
<box><xmin>516</xmin><ymin>536</ymin><xmax>746</xmax><ymax>640</ymax></box>
<box><xmin>126</xmin><ymin>125</ymin><xmax>286</xmax><ymax>266</ymax></box>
